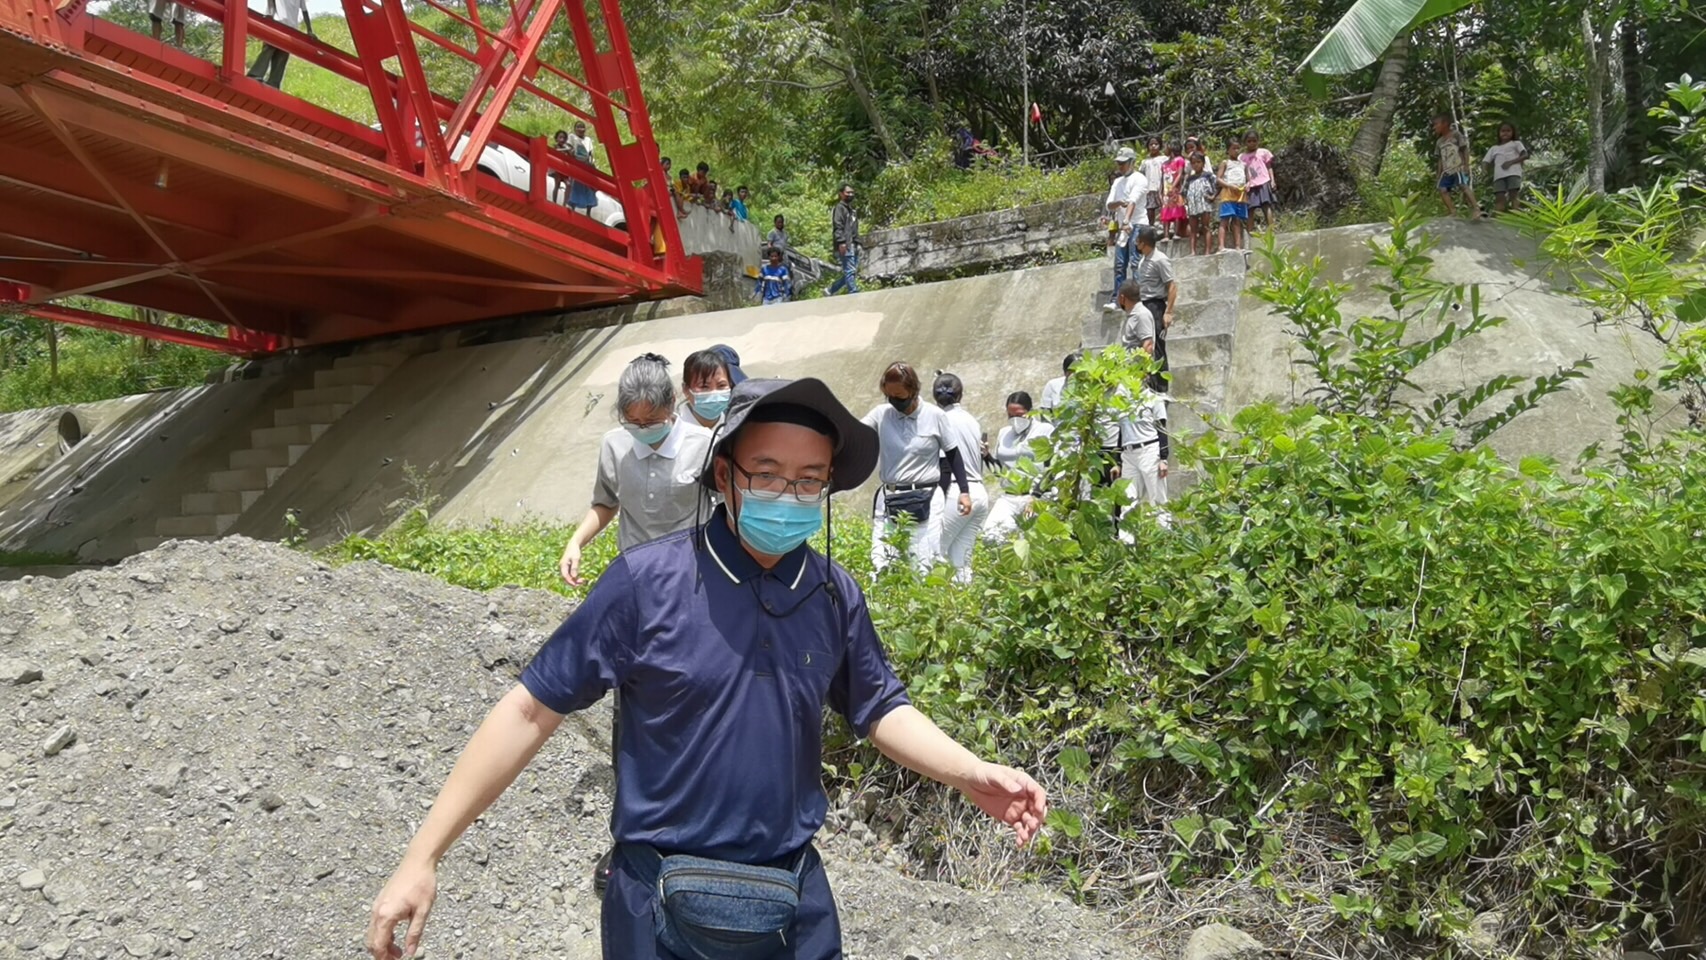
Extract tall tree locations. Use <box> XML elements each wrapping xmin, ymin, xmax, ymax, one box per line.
<box><xmin>1299</xmin><ymin>0</ymin><xmax>1474</xmax><ymax>178</ymax></box>
<box><xmin>1346</xmin><ymin>35</ymin><xmax>1410</xmax><ymax>177</ymax></box>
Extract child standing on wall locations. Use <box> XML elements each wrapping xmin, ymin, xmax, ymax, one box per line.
<box><xmin>1160</xmin><ymin>142</ymin><xmax>1188</xmax><ymax>245</ymax></box>
<box><xmin>1184</xmin><ymin>151</ymin><xmax>1218</xmax><ymax>256</ymax></box>
<box><xmin>1240</xmin><ymin>131</ymin><xmax>1277</xmax><ymax>232</ymax></box>
<box><xmin>1216</xmin><ymin>138</ymin><xmax>1248</xmax><ymax>252</ymax></box>
<box><xmin>1140</xmin><ymin>138</ymin><xmax>1168</xmax><ymax>230</ymax></box>
<box><xmin>1432</xmin><ymin>114</ymin><xmax>1483</xmax><ymax>220</ymax></box>
<box><xmin>1483</xmin><ymin>122</ymin><xmax>1530</xmax><ymax>213</ymax></box>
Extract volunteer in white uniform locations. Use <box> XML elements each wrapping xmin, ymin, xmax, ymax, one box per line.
<box><xmin>1119</xmin><ymin>374</ymin><xmax>1171</xmax><ymax>529</ymax></box>
<box><xmin>677</xmin><ymin>347</ymin><xmax>735</xmax><ymax>429</ymax></box>
<box><xmin>927</xmin><ymin>373</ymin><xmax>990</xmax><ymax>584</ymax></box>
<box><xmin>983</xmin><ymin>391</ymin><xmax>1055</xmax><ymax>544</ymax></box>
<box><xmin>1037</xmin><ymin>351</ymin><xmax>1080</xmax><ymax>420</ymax></box>
<box><xmin>861</xmin><ymin>361</ymin><xmax>971</xmax><ymax>573</ymax></box>
<box><xmin>558</xmin><ymin>354</ymin><xmax>713</xmax><ymax>585</ymax></box>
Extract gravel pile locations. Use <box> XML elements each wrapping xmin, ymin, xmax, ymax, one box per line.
<box><xmin>0</xmin><ymin>538</ymin><xmax>1158</xmax><ymax>960</ymax></box>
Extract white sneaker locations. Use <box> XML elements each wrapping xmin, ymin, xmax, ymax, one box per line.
<box><xmin>1103</xmin><ymin>301</ymin><xmax>1118</xmax><ymax>310</ymax></box>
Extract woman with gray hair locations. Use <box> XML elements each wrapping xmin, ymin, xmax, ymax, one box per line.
<box><xmin>558</xmin><ymin>353</ymin><xmax>713</xmax><ymax>585</ymax></box>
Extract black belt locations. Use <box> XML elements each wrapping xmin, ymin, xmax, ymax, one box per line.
<box><xmin>884</xmin><ymin>481</ymin><xmax>934</xmax><ymax>492</ymax></box>
<box><xmin>1123</xmin><ymin>439</ymin><xmax>1161</xmax><ymax>450</ymax></box>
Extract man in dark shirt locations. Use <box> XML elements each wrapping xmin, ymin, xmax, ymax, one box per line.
<box><xmin>827</xmin><ymin>184</ymin><xmax>860</xmax><ymax>296</ymax></box>
<box><xmin>366</xmin><ymin>377</ymin><xmax>1046</xmax><ymax>960</ymax></box>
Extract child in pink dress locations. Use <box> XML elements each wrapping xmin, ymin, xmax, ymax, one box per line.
<box><xmin>1159</xmin><ymin>142</ymin><xmax>1188</xmax><ymax>243</ymax></box>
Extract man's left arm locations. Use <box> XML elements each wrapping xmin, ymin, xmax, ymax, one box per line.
<box><xmin>869</xmin><ymin>706</ymin><xmax>1046</xmax><ymax>847</ymax></box>
<box><xmin>833</xmin><ymin>588</ymin><xmax>1046</xmax><ymax>847</ymax></box>
<box><xmin>1162</xmin><ymin>259</ymin><xmax>1178</xmax><ymax>329</ymax></box>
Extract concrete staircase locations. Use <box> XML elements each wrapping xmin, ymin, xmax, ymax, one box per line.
<box><xmin>1082</xmin><ymin>246</ymin><xmax>1249</xmax><ymax>440</ymax></box>
<box><xmin>136</xmin><ymin>351</ymin><xmax>405</xmax><ymax>551</ymax></box>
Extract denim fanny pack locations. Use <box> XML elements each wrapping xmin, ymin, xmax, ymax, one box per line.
<box><xmin>620</xmin><ymin>843</ymin><xmax>812</xmax><ymax>960</ymax></box>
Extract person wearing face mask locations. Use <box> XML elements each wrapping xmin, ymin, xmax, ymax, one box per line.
<box><xmin>557</xmin><ymin>354</ymin><xmax>713</xmax><ymax>586</ymax></box>
<box><xmin>678</xmin><ymin>348</ymin><xmax>735</xmax><ymax>429</ymax></box>
<box><xmin>927</xmin><ymin>373</ymin><xmax>990</xmax><ymax>584</ymax></box>
<box><xmin>983</xmin><ymin>391</ymin><xmax>1055</xmax><ymax>544</ymax></box>
<box><xmin>366</xmin><ymin>377</ymin><xmax>1048</xmax><ymax>960</ymax></box>
<box><xmin>861</xmin><ymin>362</ymin><xmax>972</xmax><ymax>573</ymax></box>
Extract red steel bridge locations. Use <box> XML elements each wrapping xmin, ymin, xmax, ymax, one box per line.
<box><xmin>0</xmin><ymin>0</ymin><xmax>697</xmax><ymax>354</ymax></box>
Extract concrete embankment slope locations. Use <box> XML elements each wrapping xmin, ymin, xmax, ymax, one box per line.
<box><xmin>0</xmin><ymin>259</ymin><xmax>1103</xmax><ymax>557</ymax></box>
<box><xmin>332</xmin><ymin>258</ymin><xmax>1103</xmax><ymax>533</ymax></box>
<box><xmin>0</xmin><ymin>218</ymin><xmax>1677</xmax><ymax>561</ymax></box>
<box><xmin>1225</xmin><ymin>219</ymin><xmax>1677</xmax><ymax>465</ymax></box>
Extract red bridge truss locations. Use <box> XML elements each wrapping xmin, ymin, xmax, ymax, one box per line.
<box><xmin>0</xmin><ymin>0</ymin><xmax>697</xmax><ymax>354</ymax></box>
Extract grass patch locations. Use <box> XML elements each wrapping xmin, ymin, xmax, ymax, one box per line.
<box><xmin>0</xmin><ymin>324</ymin><xmax>227</xmax><ymax>414</ymax></box>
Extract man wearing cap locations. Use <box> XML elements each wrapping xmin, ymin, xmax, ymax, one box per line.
<box><xmin>1105</xmin><ymin>147</ymin><xmax>1148</xmax><ymax>305</ymax></box>
<box><xmin>366</xmin><ymin>377</ymin><xmax>1047</xmax><ymax>960</ymax></box>
<box><xmin>1132</xmin><ymin>225</ymin><xmax>1177</xmax><ymax>384</ymax></box>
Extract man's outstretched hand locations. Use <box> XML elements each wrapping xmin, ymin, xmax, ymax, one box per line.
<box><xmin>366</xmin><ymin>860</ymin><xmax>437</xmax><ymax>959</ymax></box>
<box><xmin>960</xmin><ymin>762</ymin><xmax>1048</xmax><ymax>847</ymax></box>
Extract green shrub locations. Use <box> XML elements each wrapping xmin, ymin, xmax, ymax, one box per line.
<box><xmin>318</xmin><ymin>203</ymin><xmax>1706</xmax><ymax>952</ymax></box>
<box><xmin>0</xmin><ymin>322</ymin><xmax>227</xmax><ymax>414</ymax></box>
<box><xmin>864</xmin><ymin>142</ymin><xmax>1107</xmax><ymax>230</ymax></box>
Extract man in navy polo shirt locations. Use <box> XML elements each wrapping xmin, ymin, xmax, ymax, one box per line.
<box><xmin>366</xmin><ymin>377</ymin><xmax>1047</xmax><ymax>960</ymax></box>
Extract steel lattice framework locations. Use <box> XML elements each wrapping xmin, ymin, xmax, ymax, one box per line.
<box><xmin>0</xmin><ymin>0</ymin><xmax>697</xmax><ymax>353</ymax></box>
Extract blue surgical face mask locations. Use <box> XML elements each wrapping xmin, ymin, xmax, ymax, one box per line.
<box><xmin>736</xmin><ymin>494</ymin><xmax>824</xmax><ymax>556</ymax></box>
<box><xmin>690</xmin><ymin>389</ymin><xmax>731</xmax><ymax>421</ymax></box>
<box><xmin>624</xmin><ymin>419</ymin><xmax>672</xmax><ymax>447</ymax></box>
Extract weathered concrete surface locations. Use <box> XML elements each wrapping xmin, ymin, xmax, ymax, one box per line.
<box><xmin>0</xmin><ymin>361</ymin><xmax>318</xmax><ymax>560</ymax></box>
<box><xmin>264</xmin><ymin>259</ymin><xmax>1104</xmax><ymax>540</ymax></box>
<box><xmin>0</xmin><ymin>219</ymin><xmax>1675</xmax><ymax>557</ymax></box>
<box><xmin>677</xmin><ymin>204</ymin><xmax>761</xmax><ymax>275</ymax></box>
<box><xmin>1225</xmin><ymin>219</ymin><xmax>1677</xmax><ymax>464</ymax></box>
<box><xmin>863</xmin><ymin>195</ymin><xmax>1100</xmax><ymax>281</ymax></box>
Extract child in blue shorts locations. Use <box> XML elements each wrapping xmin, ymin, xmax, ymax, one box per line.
<box><xmin>1432</xmin><ymin>114</ymin><xmax>1482</xmax><ymax>219</ymax></box>
<box><xmin>1216</xmin><ymin>138</ymin><xmax>1249</xmax><ymax>251</ymax></box>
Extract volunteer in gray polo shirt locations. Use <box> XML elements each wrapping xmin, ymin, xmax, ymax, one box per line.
<box><xmin>862</xmin><ymin>361</ymin><xmax>971</xmax><ymax>573</ymax></box>
<box><xmin>1133</xmin><ymin>226</ymin><xmax>1177</xmax><ymax>383</ymax></box>
<box><xmin>558</xmin><ymin>354</ymin><xmax>713</xmax><ymax>585</ymax></box>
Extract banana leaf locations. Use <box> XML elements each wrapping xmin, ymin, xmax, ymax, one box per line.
<box><xmin>1298</xmin><ymin>0</ymin><xmax>1476</xmax><ymax>77</ymax></box>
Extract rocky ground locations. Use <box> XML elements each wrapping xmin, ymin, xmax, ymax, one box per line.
<box><xmin>0</xmin><ymin>538</ymin><xmax>1177</xmax><ymax>960</ymax></box>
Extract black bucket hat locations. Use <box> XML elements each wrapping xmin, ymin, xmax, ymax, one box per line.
<box><xmin>699</xmin><ymin>377</ymin><xmax>877</xmax><ymax>494</ymax></box>
<box><xmin>710</xmin><ymin>343</ymin><xmax>748</xmax><ymax>385</ymax></box>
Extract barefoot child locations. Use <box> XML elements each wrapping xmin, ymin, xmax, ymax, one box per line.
<box><xmin>1140</xmin><ymin>138</ymin><xmax>1167</xmax><ymax>229</ymax></box>
<box><xmin>1240</xmin><ymin>131</ymin><xmax>1277</xmax><ymax>232</ymax></box>
<box><xmin>1483</xmin><ymin>122</ymin><xmax>1530</xmax><ymax>213</ymax></box>
<box><xmin>1160</xmin><ymin>143</ymin><xmax>1188</xmax><ymax>243</ymax></box>
<box><xmin>1216</xmin><ymin>138</ymin><xmax>1248</xmax><ymax>252</ymax></box>
<box><xmin>1432</xmin><ymin>114</ymin><xmax>1482</xmax><ymax>219</ymax></box>
<box><xmin>1184</xmin><ymin>152</ymin><xmax>1218</xmax><ymax>256</ymax></box>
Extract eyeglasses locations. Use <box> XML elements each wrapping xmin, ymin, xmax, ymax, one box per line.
<box><xmin>732</xmin><ymin>461</ymin><xmax>830</xmax><ymax>504</ymax></box>
<box><xmin>620</xmin><ymin>414</ymin><xmax>673</xmax><ymax>430</ymax></box>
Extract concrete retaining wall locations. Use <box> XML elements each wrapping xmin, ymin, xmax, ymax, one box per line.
<box><xmin>1224</xmin><ymin>220</ymin><xmax>1679</xmax><ymax>465</ymax></box>
<box><xmin>0</xmin><ymin>260</ymin><xmax>1104</xmax><ymax>556</ymax></box>
<box><xmin>862</xmin><ymin>195</ymin><xmax>1100</xmax><ymax>281</ymax></box>
<box><xmin>0</xmin><ymin>219</ymin><xmax>1677</xmax><ymax>560</ymax></box>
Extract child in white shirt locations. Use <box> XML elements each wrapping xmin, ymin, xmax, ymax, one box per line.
<box><xmin>1482</xmin><ymin>122</ymin><xmax>1531</xmax><ymax>214</ymax></box>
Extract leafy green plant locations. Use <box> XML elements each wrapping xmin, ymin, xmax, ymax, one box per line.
<box><xmin>1503</xmin><ymin>97</ymin><xmax>1706</xmax><ymax>446</ymax></box>
<box><xmin>1646</xmin><ymin>74</ymin><xmax>1706</xmax><ymax>195</ymax></box>
<box><xmin>1253</xmin><ymin>199</ymin><xmax>1592</xmax><ymax>446</ymax></box>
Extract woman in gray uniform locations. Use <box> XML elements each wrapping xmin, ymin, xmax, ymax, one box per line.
<box><xmin>558</xmin><ymin>354</ymin><xmax>713</xmax><ymax>584</ymax></box>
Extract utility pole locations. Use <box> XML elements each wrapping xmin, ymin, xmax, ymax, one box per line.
<box><xmin>1020</xmin><ymin>0</ymin><xmax>1029</xmax><ymax>166</ymax></box>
